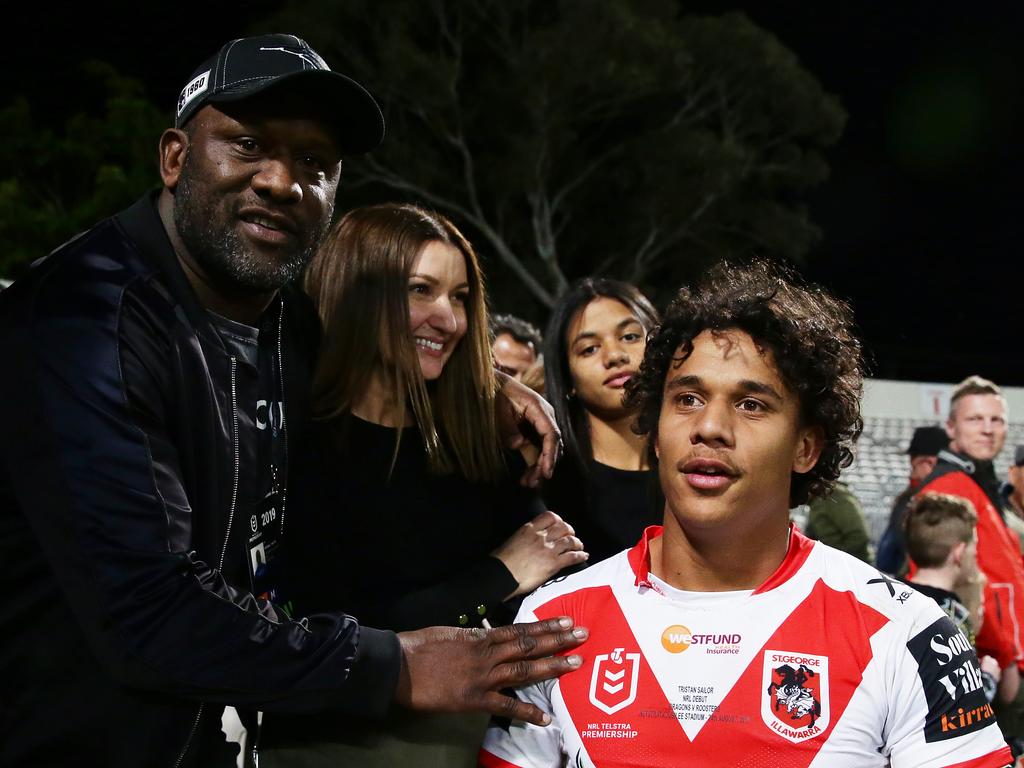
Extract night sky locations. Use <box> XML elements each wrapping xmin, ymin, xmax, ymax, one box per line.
<box><xmin>5</xmin><ymin>3</ymin><xmax>1021</xmax><ymax>384</ymax></box>
<box><xmin>734</xmin><ymin>3</ymin><xmax>1023</xmax><ymax>386</ymax></box>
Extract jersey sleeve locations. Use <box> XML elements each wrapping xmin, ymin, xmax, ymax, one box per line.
<box><xmin>479</xmin><ymin>603</ymin><xmax>565</xmax><ymax>768</ymax></box>
<box><xmin>885</xmin><ymin>608</ymin><xmax>1012</xmax><ymax>768</ymax></box>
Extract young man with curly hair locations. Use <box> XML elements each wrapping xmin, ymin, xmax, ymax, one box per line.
<box><xmin>480</xmin><ymin>261</ymin><xmax>1012</xmax><ymax>767</ymax></box>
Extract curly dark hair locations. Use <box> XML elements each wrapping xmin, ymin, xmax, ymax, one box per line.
<box><xmin>624</xmin><ymin>259</ymin><xmax>863</xmax><ymax>506</ymax></box>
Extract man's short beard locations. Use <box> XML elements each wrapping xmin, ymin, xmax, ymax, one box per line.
<box><xmin>173</xmin><ymin>155</ymin><xmax>326</xmax><ymax>293</ymax></box>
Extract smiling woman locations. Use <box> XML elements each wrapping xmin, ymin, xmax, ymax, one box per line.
<box><xmin>302</xmin><ymin>204</ymin><xmax>499</xmax><ymax>479</ymax></box>
<box><xmin>260</xmin><ymin>204</ymin><xmax>586</xmax><ymax>767</ymax></box>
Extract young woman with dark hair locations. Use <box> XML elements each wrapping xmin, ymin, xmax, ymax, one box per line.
<box><xmin>262</xmin><ymin>204</ymin><xmax>585</xmax><ymax>767</ymax></box>
<box><xmin>541</xmin><ymin>277</ymin><xmax>663</xmax><ymax>563</ymax></box>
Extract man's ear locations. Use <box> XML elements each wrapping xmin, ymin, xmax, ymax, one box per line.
<box><xmin>793</xmin><ymin>425</ymin><xmax>825</xmax><ymax>475</ymax></box>
<box><xmin>950</xmin><ymin>540</ymin><xmax>967</xmax><ymax>568</ymax></box>
<box><xmin>159</xmin><ymin>128</ymin><xmax>189</xmax><ymax>191</ymax></box>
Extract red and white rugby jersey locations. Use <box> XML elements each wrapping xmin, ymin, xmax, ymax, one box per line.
<box><xmin>480</xmin><ymin>526</ymin><xmax>1012</xmax><ymax>768</ymax></box>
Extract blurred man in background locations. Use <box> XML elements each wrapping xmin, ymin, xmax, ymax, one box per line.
<box><xmin>913</xmin><ymin>376</ymin><xmax>1024</xmax><ymax>751</ymax></box>
<box><xmin>492</xmin><ymin>313</ymin><xmax>546</xmax><ymax>393</ymax></box>
<box><xmin>491</xmin><ymin>313</ymin><xmax>542</xmax><ymax>380</ymax></box>
<box><xmin>876</xmin><ymin>425</ymin><xmax>949</xmax><ymax>574</ymax></box>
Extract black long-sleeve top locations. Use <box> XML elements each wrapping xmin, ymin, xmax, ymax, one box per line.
<box><xmin>287</xmin><ymin>416</ymin><xmax>545</xmax><ymax>632</ymax></box>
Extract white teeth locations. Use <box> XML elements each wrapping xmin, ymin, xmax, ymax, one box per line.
<box><xmin>416</xmin><ymin>338</ymin><xmax>443</xmax><ymax>352</ymax></box>
<box><xmin>246</xmin><ymin>216</ymin><xmax>281</xmax><ymax>231</ymax></box>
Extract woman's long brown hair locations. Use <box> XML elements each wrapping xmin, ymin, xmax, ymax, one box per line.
<box><xmin>305</xmin><ymin>203</ymin><xmax>502</xmax><ymax>482</ymax></box>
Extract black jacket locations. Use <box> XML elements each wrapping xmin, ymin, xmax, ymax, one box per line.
<box><xmin>0</xmin><ymin>195</ymin><xmax>400</xmax><ymax>767</ymax></box>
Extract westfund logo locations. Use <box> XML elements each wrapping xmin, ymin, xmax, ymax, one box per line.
<box><xmin>907</xmin><ymin>616</ymin><xmax>995</xmax><ymax>742</ymax></box>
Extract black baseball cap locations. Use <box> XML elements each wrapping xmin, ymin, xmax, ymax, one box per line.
<box><xmin>175</xmin><ymin>34</ymin><xmax>384</xmax><ymax>155</ymax></box>
<box><xmin>906</xmin><ymin>426</ymin><xmax>949</xmax><ymax>457</ymax></box>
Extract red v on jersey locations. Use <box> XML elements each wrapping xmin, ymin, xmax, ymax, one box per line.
<box><xmin>534</xmin><ymin>581</ymin><xmax>887</xmax><ymax>767</ymax></box>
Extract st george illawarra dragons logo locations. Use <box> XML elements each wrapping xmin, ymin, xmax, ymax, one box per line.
<box><xmin>761</xmin><ymin>650</ymin><xmax>830</xmax><ymax>743</ymax></box>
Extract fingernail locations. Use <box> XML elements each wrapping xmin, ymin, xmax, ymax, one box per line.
<box><xmin>540</xmin><ymin>713</ymin><xmax>552</xmax><ymax>725</ymax></box>
<box><xmin>558</xmin><ymin>617</ymin><xmax>573</xmax><ymax>629</ymax></box>
<box><xmin>573</xmin><ymin>628</ymin><xmax>588</xmax><ymax>640</ymax></box>
<box><xmin>567</xmin><ymin>654</ymin><xmax>583</xmax><ymax>667</ymax></box>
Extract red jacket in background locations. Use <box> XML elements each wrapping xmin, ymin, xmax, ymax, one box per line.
<box><xmin>920</xmin><ymin>468</ymin><xmax>1024</xmax><ymax>672</ymax></box>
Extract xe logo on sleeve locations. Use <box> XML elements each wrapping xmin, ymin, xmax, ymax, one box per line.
<box><xmin>589</xmin><ymin>647</ymin><xmax>640</xmax><ymax>715</ymax></box>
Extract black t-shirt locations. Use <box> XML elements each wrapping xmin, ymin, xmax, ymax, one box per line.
<box><xmin>904</xmin><ymin>581</ymin><xmax>974</xmax><ymax>641</ymax></box>
<box><xmin>286</xmin><ymin>415</ymin><xmax>544</xmax><ymax>631</ymax></box>
<box><xmin>542</xmin><ymin>457</ymin><xmax>663</xmax><ymax>564</ymax></box>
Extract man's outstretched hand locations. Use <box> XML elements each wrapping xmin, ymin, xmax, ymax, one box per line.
<box><xmin>494</xmin><ymin>372</ymin><xmax>562</xmax><ymax>487</ymax></box>
<box><xmin>394</xmin><ymin>617</ymin><xmax>587</xmax><ymax>726</ymax></box>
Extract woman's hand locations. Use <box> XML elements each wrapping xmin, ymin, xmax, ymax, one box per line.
<box><xmin>493</xmin><ymin>511</ymin><xmax>588</xmax><ymax>599</ymax></box>
<box><xmin>494</xmin><ymin>372</ymin><xmax>562</xmax><ymax>487</ymax></box>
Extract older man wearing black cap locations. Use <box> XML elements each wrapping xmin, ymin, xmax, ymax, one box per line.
<box><xmin>0</xmin><ymin>35</ymin><xmax>581</xmax><ymax>768</ymax></box>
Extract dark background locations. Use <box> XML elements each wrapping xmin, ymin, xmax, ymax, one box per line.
<box><xmin>4</xmin><ymin>2</ymin><xmax>1020</xmax><ymax>384</ymax></box>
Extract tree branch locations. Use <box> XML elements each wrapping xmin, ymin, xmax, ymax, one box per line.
<box><xmin>358</xmin><ymin>156</ymin><xmax>555</xmax><ymax>306</ymax></box>
<box><xmin>631</xmin><ymin>191</ymin><xmax>720</xmax><ymax>281</ymax></box>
